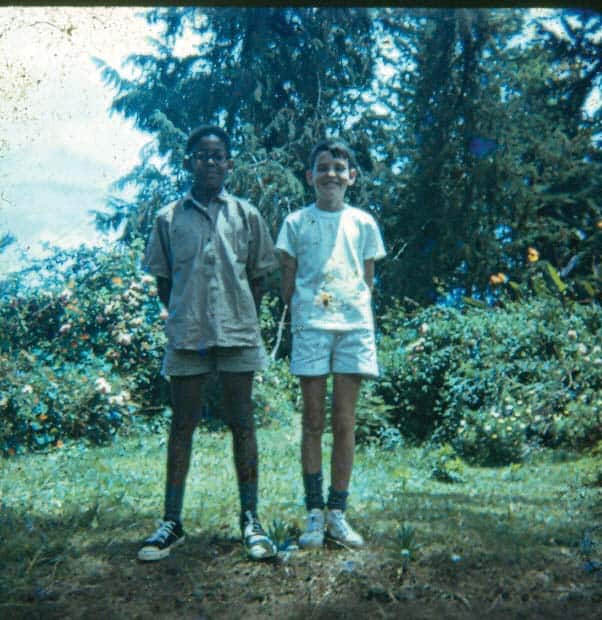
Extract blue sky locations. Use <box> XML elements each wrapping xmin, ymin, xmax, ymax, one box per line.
<box><xmin>0</xmin><ymin>7</ymin><xmax>156</xmax><ymax>274</ymax></box>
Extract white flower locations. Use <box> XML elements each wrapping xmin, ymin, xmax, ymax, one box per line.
<box><xmin>116</xmin><ymin>332</ymin><xmax>132</xmax><ymax>346</ymax></box>
<box><xmin>130</xmin><ymin>317</ymin><xmax>143</xmax><ymax>327</ymax></box>
<box><xmin>22</xmin><ymin>384</ymin><xmax>33</xmax><ymax>394</ymax></box>
<box><xmin>141</xmin><ymin>274</ymin><xmax>155</xmax><ymax>285</ymax></box>
<box><xmin>59</xmin><ymin>323</ymin><xmax>72</xmax><ymax>334</ymax></box>
<box><xmin>419</xmin><ymin>322</ymin><xmax>429</xmax><ymax>335</ymax></box>
<box><xmin>577</xmin><ymin>343</ymin><xmax>588</xmax><ymax>355</ymax></box>
<box><xmin>160</xmin><ymin>309</ymin><xmax>169</xmax><ymax>321</ymax></box>
<box><xmin>95</xmin><ymin>377</ymin><xmax>112</xmax><ymax>394</ymax></box>
<box><xmin>567</xmin><ymin>329</ymin><xmax>577</xmax><ymax>339</ymax></box>
<box><xmin>59</xmin><ymin>289</ymin><xmax>73</xmax><ymax>302</ymax></box>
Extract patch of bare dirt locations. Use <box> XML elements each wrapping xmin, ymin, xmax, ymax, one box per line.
<box><xmin>4</xmin><ymin>531</ymin><xmax>601</xmax><ymax>619</ymax></box>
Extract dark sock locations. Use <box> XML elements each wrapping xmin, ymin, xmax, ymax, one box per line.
<box><xmin>239</xmin><ymin>480</ymin><xmax>258</xmax><ymax>527</ymax></box>
<box><xmin>164</xmin><ymin>482</ymin><xmax>185</xmax><ymax>523</ymax></box>
<box><xmin>327</xmin><ymin>486</ymin><xmax>348</xmax><ymax>512</ymax></box>
<box><xmin>303</xmin><ymin>471</ymin><xmax>325</xmax><ymax>511</ymax></box>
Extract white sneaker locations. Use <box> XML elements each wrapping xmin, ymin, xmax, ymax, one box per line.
<box><xmin>298</xmin><ymin>508</ymin><xmax>325</xmax><ymax>549</ymax></box>
<box><xmin>326</xmin><ymin>509</ymin><xmax>364</xmax><ymax>548</ymax></box>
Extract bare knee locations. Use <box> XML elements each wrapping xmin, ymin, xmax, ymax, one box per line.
<box><xmin>303</xmin><ymin>411</ymin><xmax>326</xmax><ymax>438</ymax></box>
<box><xmin>169</xmin><ymin>410</ymin><xmax>199</xmax><ymax>437</ymax></box>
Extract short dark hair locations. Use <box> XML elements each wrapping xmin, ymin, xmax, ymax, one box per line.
<box><xmin>186</xmin><ymin>125</ymin><xmax>231</xmax><ymax>156</ymax></box>
<box><xmin>309</xmin><ymin>139</ymin><xmax>358</xmax><ymax>171</ymax></box>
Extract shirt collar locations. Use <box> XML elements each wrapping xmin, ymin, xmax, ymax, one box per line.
<box><xmin>183</xmin><ymin>188</ymin><xmax>230</xmax><ymax>210</ymax></box>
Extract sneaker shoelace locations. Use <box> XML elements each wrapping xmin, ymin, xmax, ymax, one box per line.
<box><xmin>331</xmin><ymin>513</ymin><xmax>351</xmax><ymax>536</ymax></box>
<box><xmin>152</xmin><ymin>520</ymin><xmax>176</xmax><ymax>543</ymax></box>
<box><xmin>307</xmin><ymin>513</ymin><xmax>322</xmax><ymax>531</ymax></box>
<box><xmin>243</xmin><ymin>512</ymin><xmax>265</xmax><ymax>537</ymax></box>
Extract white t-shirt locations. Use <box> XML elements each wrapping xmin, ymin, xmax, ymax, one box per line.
<box><xmin>276</xmin><ymin>203</ymin><xmax>386</xmax><ymax>331</ymax></box>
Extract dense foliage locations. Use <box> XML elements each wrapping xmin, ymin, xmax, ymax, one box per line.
<box><xmin>0</xmin><ymin>245</ymin><xmax>294</xmax><ymax>455</ymax></box>
<box><xmin>377</xmin><ymin>295</ymin><xmax>602</xmax><ymax>465</ymax></box>
<box><xmin>92</xmin><ymin>7</ymin><xmax>601</xmax><ymax>304</ymax></box>
<box><xmin>1</xmin><ymin>243</ymin><xmax>600</xmax><ymax>466</ymax></box>
<box><xmin>2</xmin><ymin>9</ymin><xmax>601</xmax><ymax>466</ymax></box>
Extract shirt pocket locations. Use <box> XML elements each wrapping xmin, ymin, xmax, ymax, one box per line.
<box><xmin>172</xmin><ymin>223</ymin><xmax>200</xmax><ymax>265</ymax></box>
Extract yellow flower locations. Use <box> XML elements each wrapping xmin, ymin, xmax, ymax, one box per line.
<box><xmin>315</xmin><ymin>291</ymin><xmax>334</xmax><ymax>308</ymax></box>
<box><xmin>527</xmin><ymin>247</ymin><xmax>539</xmax><ymax>263</ymax></box>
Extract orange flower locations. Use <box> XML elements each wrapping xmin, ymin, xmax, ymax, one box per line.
<box><xmin>489</xmin><ymin>273</ymin><xmax>508</xmax><ymax>286</ymax></box>
<box><xmin>56</xmin><ymin>440</ymin><xmax>64</xmax><ymax>448</ymax></box>
<box><xmin>527</xmin><ymin>247</ymin><xmax>539</xmax><ymax>263</ymax></box>
<box><xmin>39</xmin><ymin>414</ymin><xmax>48</xmax><ymax>421</ymax></box>
<box><xmin>111</xmin><ymin>276</ymin><xmax>123</xmax><ymax>286</ymax></box>
<box><xmin>596</xmin><ymin>220</ymin><xmax>602</xmax><ymax>230</ymax></box>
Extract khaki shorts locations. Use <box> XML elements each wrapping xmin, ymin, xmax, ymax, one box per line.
<box><xmin>162</xmin><ymin>345</ymin><xmax>268</xmax><ymax>377</ymax></box>
<box><xmin>291</xmin><ymin>328</ymin><xmax>379</xmax><ymax>378</ymax></box>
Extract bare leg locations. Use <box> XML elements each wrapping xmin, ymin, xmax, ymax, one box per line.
<box><xmin>330</xmin><ymin>373</ymin><xmax>362</xmax><ymax>492</ymax></box>
<box><xmin>164</xmin><ymin>374</ymin><xmax>204</xmax><ymax>521</ymax></box>
<box><xmin>220</xmin><ymin>372</ymin><xmax>258</xmax><ymax>519</ymax></box>
<box><xmin>300</xmin><ymin>375</ymin><xmax>328</xmax><ymax>474</ymax></box>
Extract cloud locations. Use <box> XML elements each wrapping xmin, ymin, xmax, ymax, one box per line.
<box><xmin>0</xmin><ymin>7</ymin><xmax>155</xmax><ymax>273</ymax></box>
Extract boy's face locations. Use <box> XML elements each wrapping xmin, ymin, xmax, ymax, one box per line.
<box><xmin>189</xmin><ymin>134</ymin><xmax>233</xmax><ymax>193</ymax></box>
<box><xmin>306</xmin><ymin>150</ymin><xmax>356</xmax><ymax>204</ymax></box>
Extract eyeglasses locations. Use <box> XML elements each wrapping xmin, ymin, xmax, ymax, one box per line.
<box><xmin>190</xmin><ymin>151</ymin><xmax>227</xmax><ymax>163</ymax></box>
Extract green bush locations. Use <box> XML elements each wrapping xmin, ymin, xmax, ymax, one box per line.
<box><xmin>430</xmin><ymin>444</ymin><xmax>465</xmax><ymax>483</ymax></box>
<box><xmin>0</xmin><ymin>241</ymin><xmax>170</xmax><ymax>455</ymax></box>
<box><xmin>0</xmin><ymin>242</ymin><xmax>298</xmax><ymax>455</ymax></box>
<box><xmin>253</xmin><ymin>360</ymin><xmax>299</xmax><ymax>427</ymax></box>
<box><xmin>376</xmin><ymin>297</ymin><xmax>602</xmax><ymax>465</ymax></box>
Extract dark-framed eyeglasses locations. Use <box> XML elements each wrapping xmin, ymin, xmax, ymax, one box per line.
<box><xmin>190</xmin><ymin>151</ymin><xmax>227</xmax><ymax>163</ymax></box>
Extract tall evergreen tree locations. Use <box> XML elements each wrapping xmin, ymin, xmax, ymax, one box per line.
<box><xmin>374</xmin><ymin>8</ymin><xmax>601</xmax><ymax>303</ymax></box>
<box><xmin>94</xmin><ymin>7</ymin><xmax>376</xmax><ymax>241</ymax></box>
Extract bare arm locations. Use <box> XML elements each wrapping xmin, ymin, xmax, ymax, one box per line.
<box><xmin>279</xmin><ymin>251</ymin><xmax>297</xmax><ymax>306</ymax></box>
<box><xmin>251</xmin><ymin>275</ymin><xmax>267</xmax><ymax>315</ymax></box>
<box><xmin>363</xmin><ymin>259</ymin><xmax>375</xmax><ymax>291</ymax></box>
<box><xmin>156</xmin><ymin>276</ymin><xmax>172</xmax><ymax>308</ymax></box>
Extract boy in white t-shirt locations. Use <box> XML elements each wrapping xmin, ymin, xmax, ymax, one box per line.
<box><xmin>276</xmin><ymin>139</ymin><xmax>386</xmax><ymax>548</ymax></box>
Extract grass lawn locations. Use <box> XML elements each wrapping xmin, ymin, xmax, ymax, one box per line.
<box><xmin>1</xmin><ymin>416</ymin><xmax>601</xmax><ymax>619</ymax></box>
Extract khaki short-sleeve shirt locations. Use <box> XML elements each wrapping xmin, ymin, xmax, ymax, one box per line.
<box><xmin>144</xmin><ymin>189</ymin><xmax>277</xmax><ymax>350</ymax></box>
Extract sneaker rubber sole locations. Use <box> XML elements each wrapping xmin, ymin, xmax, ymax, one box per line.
<box><xmin>137</xmin><ymin>535</ymin><xmax>185</xmax><ymax>561</ymax></box>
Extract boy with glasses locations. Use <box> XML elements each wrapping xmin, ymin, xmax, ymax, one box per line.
<box><xmin>139</xmin><ymin>125</ymin><xmax>278</xmax><ymax>561</ymax></box>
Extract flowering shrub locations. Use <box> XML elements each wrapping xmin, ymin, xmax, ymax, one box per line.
<box><xmin>0</xmin><ymin>241</ymin><xmax>168</xmax><ymax>455</ymax></box>
<box><xmin>377</xmin><ymin>297</ymin><xmax>602</xmax><ymax>464</ymax></box>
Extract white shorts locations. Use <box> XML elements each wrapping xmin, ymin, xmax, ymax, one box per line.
<box><xmin>290</xmin><ymin>328</ymin><xmax>379</xmax><ymax>378</ymax></box>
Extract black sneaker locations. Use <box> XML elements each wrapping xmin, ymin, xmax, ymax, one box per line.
<box><xmin>241</xmin><ymin>511</ymin><xmax>277</xmax><ymax>561</ymax></box>
<box><xmin>138</xmin><ymin>519</ymin><xmax>185</xmax><ymax>561</ymax></box>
